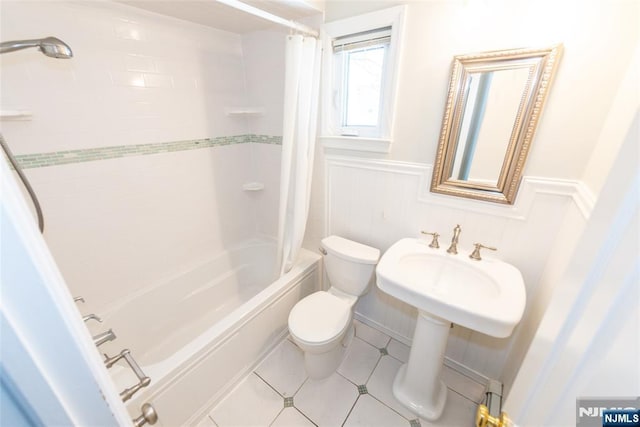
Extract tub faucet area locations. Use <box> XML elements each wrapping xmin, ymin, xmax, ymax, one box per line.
<box><xmin>93</xmin><ymin>329</ymin><xmax>116</xmax><ymax>347</ymax></box>
<box><xmin>447</xmin><ymin>224</ymin><xmax>462</xmax><ymax>254</ymax></box>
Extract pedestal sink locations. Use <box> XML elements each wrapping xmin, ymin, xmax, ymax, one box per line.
<box><xmin>376</xmin><ymin>238</ymin><xmax>526</xmax><ymax>420</ymax></box>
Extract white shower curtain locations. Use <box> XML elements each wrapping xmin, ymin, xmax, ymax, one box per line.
<box><xmin>276</xmin><ymin>35</ymin><xmax>322</xmax><ymax>276</ymax></box>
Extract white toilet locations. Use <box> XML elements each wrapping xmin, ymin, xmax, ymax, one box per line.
<box><xmin>288</xmin><ymin>235</ymin><xmax>380</xmax><ymax>379</ymax></box>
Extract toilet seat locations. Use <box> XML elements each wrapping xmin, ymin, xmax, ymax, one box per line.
<box><xmin>288</xmin><ymin>291</ymin><xmax>351</xmax><ymax>346</ymax></box>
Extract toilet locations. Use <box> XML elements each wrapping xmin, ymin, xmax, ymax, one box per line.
<box><xmin>288</xmin><ymin>235</ymin><xmax>380</xmax><ymax>379</ymax></box>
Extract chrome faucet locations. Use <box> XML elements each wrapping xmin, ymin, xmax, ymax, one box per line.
<box><xmin>93</xmin><ymin>329</ymin><xmax>116</xmax><ymax>347</ymax></box>
<box><xmin>447</xmin><ymin>224</ymin><xmax>462</xmax><ymax>254</ymax></box>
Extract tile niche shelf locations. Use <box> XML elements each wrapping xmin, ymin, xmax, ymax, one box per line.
<box><xmin>225</xmin><ymin>107</ymin><xmax>265</xmax><ymax>117</ymax></box>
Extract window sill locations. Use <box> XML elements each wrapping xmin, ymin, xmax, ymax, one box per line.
<box><xmin>319</xmin><ymin>136</ymin><xmax>391</xmax><ymax>153</ymax></box>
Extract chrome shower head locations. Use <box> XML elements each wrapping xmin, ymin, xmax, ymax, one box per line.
<box><xmin>0</xmin><ymin>36</ymin><xmax>73</xmax><ymax>58</ymax></box>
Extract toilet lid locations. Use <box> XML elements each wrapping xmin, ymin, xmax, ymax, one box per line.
<box><xmin>289</xmin><ymin>291</ymin><xmax>351</xmax><ymax>344</ymax></box>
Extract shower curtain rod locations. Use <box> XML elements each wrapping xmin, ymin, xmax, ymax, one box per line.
<box><xmin>216</xmin><ymin>0</ymin><xmax>319</xmax><ymax>37</ymax></box>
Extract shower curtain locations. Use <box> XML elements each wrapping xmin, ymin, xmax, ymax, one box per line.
<box><xmin>276</xmin><ymin>35</ymin><xmax>322</xmax><ymax>276</ymax></box>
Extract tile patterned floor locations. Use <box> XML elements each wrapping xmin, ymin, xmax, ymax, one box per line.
<box><xmin>204</xmin><ymin>321</ymin><xmax>483</xmax><ymax>427</ymax></box>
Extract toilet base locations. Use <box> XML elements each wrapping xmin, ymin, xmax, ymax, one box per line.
<box><xmin>304</xmin><ymin>343</ymin><xmax>345</xmax><ymax>379</ymax></box>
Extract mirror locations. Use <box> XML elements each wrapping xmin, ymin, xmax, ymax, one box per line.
<box><xmin>431</xmin><ymin>45</ymin><xmax>563</xmax><ymax>204</ymax></box>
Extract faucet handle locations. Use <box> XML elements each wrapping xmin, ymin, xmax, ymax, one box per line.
<box><xmin>83</xmin><ymin>313</ymin><xmax>103</xmax><ymax>323</ymax></box>
<box><xmin>420</xmin><ymin>231</ymin><xmax>440</xmax><ymax>249</ymax></box>
<box><xmin>469</xmin><ymin>243</ymin><xmax>497</xmax><ymax>261</ymax></box>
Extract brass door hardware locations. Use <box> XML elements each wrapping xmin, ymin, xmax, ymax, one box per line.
<box><xmin>476</xmin><ymin>404</ymin><xmax>511</xmax><ymax>427</ymax></box>
<box><xmin>469</xmin><ymin>243</ymin><xmax>497</xmax><ymax>261</ymax></box>
<box><xmin>420</xmin><ymin>231</ymin><xmax>440</xmax><ymax>248</ymax></box>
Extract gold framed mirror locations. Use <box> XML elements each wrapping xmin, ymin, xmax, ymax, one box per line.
<box><xmin>431</xmin><ymin>44</ymin><xmax>563</xmax><ymax>204</ymax></box>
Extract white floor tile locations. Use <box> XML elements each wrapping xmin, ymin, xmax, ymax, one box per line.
<box><xmin>419</xmin><ymin>390</ymin><xmax>476</xmax><ymax>427</ymax></box>
<box><xmin>338</xmin><ymin>337</ymin><xmax>381</xmax><ymax>385</ymax></box>
<box><xmin>210</xmin><ymin>373</ymin><xmax>283</xmax><ymax>427</ymax></box>
<box><xmin>295</xmin><ymin>372</ymin><xmax>359</xmax><ymax>427</ymax></box>
<box><xmin>270</xmin><ymin>407</ymin><xmax>315</xmax><ymax>427</ymax></box>
<box><xmin>441</xmin><ymin>366</ymin><xmax>485</xmax><ymax>403</ymax></box>
<box><xmin>344</xmin><ymin>394</ymin><xmax>409</xmax><ymax>427</ymax></box>
<box><xmin>366</xmin><ymin>356</ymin><xmax>416</xmax><ymax>420</ymax></box>
<box><xmin>387</xmin><ymin>339</ymin><xmax>410</xmax><ymax>363</ymax></box>
<box><xmin>355</xmin><ymin>320</ymin><xmax>391</xmax><ymax>348</ymax></box>
<box><xmin>255</xmin><ymin>339</ymin><xmax>308</xmax><ymax>397</ymax></box>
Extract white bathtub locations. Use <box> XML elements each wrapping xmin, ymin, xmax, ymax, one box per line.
<box><xmin>98</xmin><ymin>238</ymin><xmax>320</xmax><ymax>426</ymax></box>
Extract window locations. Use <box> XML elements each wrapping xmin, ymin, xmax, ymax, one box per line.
<box><xmin>321</xmin><ymin>7</ymin><xmax>405</xmax><ymax>153</ymax></box>
<box><xmin>333</xmin><ymin>28</ymin><xmax>391</xmax><ymax>137</ymax></box>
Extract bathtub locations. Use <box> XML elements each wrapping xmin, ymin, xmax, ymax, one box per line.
<box><xmin>98</xmin><ymin>238</ymin><xmax>320</xmax><ymax>426</ymax></box>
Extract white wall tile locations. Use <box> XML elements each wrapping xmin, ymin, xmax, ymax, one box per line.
<box><xmin>0</xmin><ymin>1</ymin><xmax>247</xmax><ymax>154</ymax></box>
<box><xmin>1</xmin><ymin>1</ymin><xmax>286</xmax><ymax>317</ymax></box>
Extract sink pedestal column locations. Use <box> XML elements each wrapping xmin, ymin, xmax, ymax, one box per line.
<box><xmin>392</xmin><ymin>311</ymin><xmax>449</xmax><ymax>420</ymax></box>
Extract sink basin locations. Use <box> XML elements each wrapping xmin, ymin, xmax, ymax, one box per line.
<box><xmin>375</xmin><ymin>238</ymin><xmax>526</xmax><ymax>420</ymax></box>
<box><xmin>377</xmin><ymin>238</ymin><xmax>525</xmax><ymax>338</ymax></box>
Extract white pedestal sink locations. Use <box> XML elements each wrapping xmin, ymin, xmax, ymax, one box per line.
<box><xmin>376</xmin><ymin>238</ymin><xmax>526</xmax><ymax>420</ymax></box>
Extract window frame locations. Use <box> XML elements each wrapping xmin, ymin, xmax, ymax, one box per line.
<box><xmin>333</xmin><ymin>28</ymin><xmax>391</xmax><ymax>138</ymax></box>
<box><xmin>321</xmin><ymin>6</ymin><xmax>406</xmax><ymax>153</ymax></box>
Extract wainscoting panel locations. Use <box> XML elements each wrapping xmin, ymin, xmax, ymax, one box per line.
<box><xmin>325</xmin><ymin>155</ymin><xmax>592</xmax><ymax>381</ymax></box>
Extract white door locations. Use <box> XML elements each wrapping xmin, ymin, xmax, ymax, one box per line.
<box><xmin>504</xmin><ymin>111</ymin><xmax>640</xmax><ymax>426</ymax></box>
<box><xmin>1</xmin><ymin>160</ymin><xmax>132</xmax><ymax>426</ymax></box>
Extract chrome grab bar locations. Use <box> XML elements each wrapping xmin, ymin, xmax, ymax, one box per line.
<box><xmin>104</xmin><ymin>349</ymin><xmax>151</xmax><ymax>402</ymax></box>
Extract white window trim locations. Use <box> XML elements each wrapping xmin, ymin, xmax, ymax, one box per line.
<box><xmin>320</xmin><ymin>6</ymin><xmax>406</xmax><ymax>153</ymax></box>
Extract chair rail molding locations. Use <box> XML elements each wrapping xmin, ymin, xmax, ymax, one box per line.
<box><xmin>324</xmin><ymin>155</ymin><xmax>595</xmax><ymax>227</ymax></box>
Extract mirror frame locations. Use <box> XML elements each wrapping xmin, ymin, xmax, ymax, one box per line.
<box><xmin>431</xmin><ymin>44</ymin><xmax>563</xmax><ymax>204</ymax></box>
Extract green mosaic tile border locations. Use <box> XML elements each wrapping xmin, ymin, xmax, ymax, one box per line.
<box><xmin>14</xmin><ymin>134</ymin><xmax>282</xmax><ymax>169</ymax></box>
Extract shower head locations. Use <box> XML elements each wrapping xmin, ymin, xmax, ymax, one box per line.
<box><xmin>0</xmin><ymin>36</ymin><xmax>73</xmax><ymax>58</ymax></box>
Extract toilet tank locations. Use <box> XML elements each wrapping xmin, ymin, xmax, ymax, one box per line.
<box><xmin>321</xmin><ymin>236</ymin><xmax>380</xmax><ymax>296</ymax></box>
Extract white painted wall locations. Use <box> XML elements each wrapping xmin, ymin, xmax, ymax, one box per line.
<box><xmin>308</xmin><ymin>0</ymin><xmax>638</xmax><ymax>389</ymax></box>
<box><xmin>324</xmin><ymin>0</ymin><xmax>638</xmax><ymax>182</ymax></box>
<box><xmin>324</xmin><ymin>157</ymin><xmax>591</xmax><ymax>381</ymax></box>
<box><xmin>0</xmin><ymin>1</ymin><xmax>285</xmax><ymax>314</ymax></box>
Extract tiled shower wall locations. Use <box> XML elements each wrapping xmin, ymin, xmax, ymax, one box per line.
<box><xmin>0</xmin><ymin>1</ymin><xmax>249</xmax><ymax>152</ymax></box>
<box><xmin>0</xmin><ymin>1</ymin><xmax>285</xmax><ymax>313</ymax></box>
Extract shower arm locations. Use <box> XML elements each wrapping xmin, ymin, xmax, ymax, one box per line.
<box><xmin>0</xmin><ymin>133</ymin><xmax>44</xmax><ymax>233</ymax></box>
<box><xmin>0</xmin><ymin>39</ymin><xmax>43</xmax><ymax>54</ymax></box>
